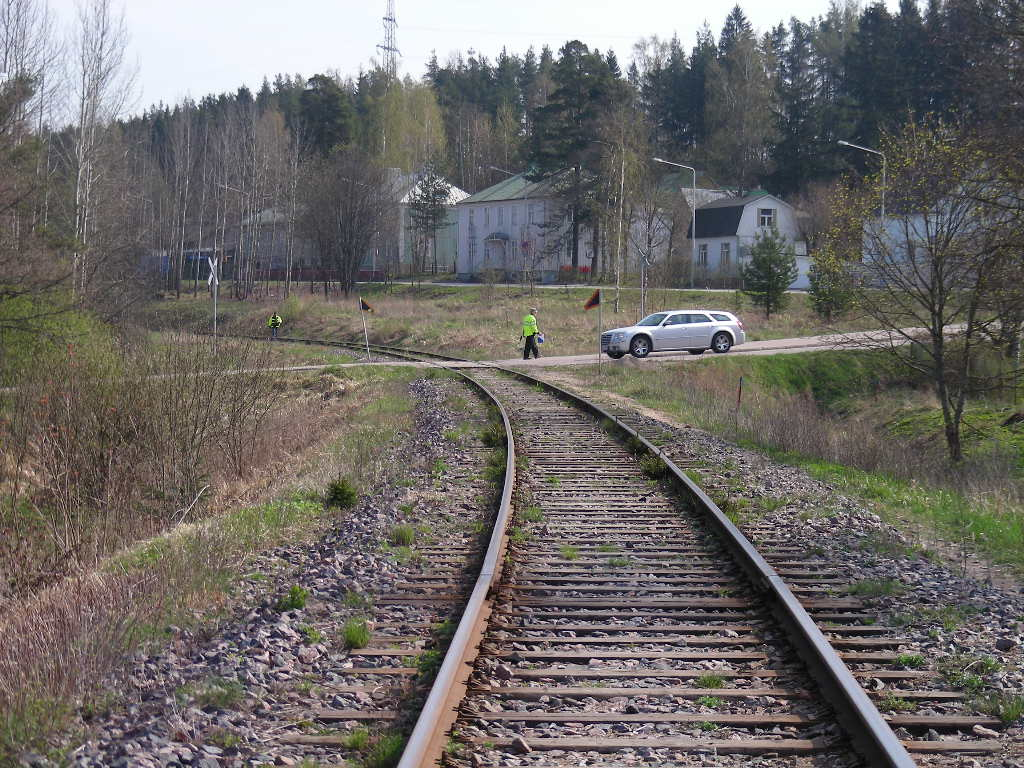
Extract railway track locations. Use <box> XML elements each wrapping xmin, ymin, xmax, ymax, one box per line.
<box><xmin>250</xmin><ymin>336</ymin><xmax>1010</xmax><ymax>765</ymax></box>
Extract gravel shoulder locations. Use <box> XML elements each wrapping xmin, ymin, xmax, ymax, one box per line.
<box><xmin>54</xmin><ymin>375</ymin><xmax>496</xmax><ymax>768</ymax></box>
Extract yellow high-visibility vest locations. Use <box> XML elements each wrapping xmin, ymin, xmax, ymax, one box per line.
<box><xmin>522</xmin><ymin>314</ymin><xmax>538</xmax><ymax>337</ymax></box>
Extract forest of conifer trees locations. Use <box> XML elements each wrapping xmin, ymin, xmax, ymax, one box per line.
<box><xmin>2</xmin><ymin>0</ymin><xmax>1024</xmax><ymax>334</ymax></box>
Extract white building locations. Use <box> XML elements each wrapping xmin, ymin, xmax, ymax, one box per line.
<box><xmin>455</xmin><ymin>173</ymin><xmax>591</xmax><ymax>283</ymax></box>
<box><xmin>689</xmin><ymin>193</ymin><xmax>809</xmax><ymax>289</ymax></box>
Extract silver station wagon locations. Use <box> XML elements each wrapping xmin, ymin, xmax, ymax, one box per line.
<box><xmin>601</xmin><ymin>310</ymin><xmax>746</xmax><ymax>359</ymax></box>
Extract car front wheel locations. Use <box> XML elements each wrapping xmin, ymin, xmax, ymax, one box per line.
<box><xmin>711</xmin><ymin>332</ymin><xmax>732</xmax><ymax>353</ymax></box>
<box><xmin>629</xmin><ymin>336</ymin><xmax>651</xmax><ymax>358</ymax></box>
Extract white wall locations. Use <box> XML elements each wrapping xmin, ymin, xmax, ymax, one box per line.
<box><xmin>457</xmin><ymin>199</ymin><xmax>596</xmax><ymax>281</ymax></box>
<box><xmin>694</xmin><ymin>196</ymin><xmax>810</xmax><ymax>289</ymax></box>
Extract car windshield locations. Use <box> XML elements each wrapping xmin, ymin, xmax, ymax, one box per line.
<box><xmin>636</xmin><ymin>313</ymin><xmax>669</xmax><ymax>327</ymax></box>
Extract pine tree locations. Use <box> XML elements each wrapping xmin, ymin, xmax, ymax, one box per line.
<box><xmin>528</xmin><ymin>40</ymin><xmax>625</xmax><ymax>276</ymax></box>
<box><xmin>769</xmin><ymin>18</ymin><xmax>820</xmax><ymax>195</ymax></box>
<box><xmin>741</xmin><ymin>226</ymin><xmax>798</xmax><ymax>318</ymax></box>
<box><xmin>300</xmin><ymin>74</ymin><xmax>355</xmax><ymax>157</ymax></box>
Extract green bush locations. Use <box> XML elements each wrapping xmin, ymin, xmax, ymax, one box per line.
<box><xmin>326</xmin><ymin>477</ymin><xmax>358</xmax><ymax>509</ymax></box>
<box><xmin>276</xmin><ymin>584</ymin><xmax>309</xmax><ymax>612</ymax></box>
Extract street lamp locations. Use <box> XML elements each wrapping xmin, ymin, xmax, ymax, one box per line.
<box><xmin>653</xmin><ymin>157</ymin><xmax>697</xmax><ymax>289</ymax></box>
<box><xmin>838</xmin><ymin>140</ymin><xmax>886</xmax><ymax>220</ymax></box>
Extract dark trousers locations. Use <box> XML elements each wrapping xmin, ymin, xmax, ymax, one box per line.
<box><xmin>523</xmin><ymin>334</ymin><xmax>540</xmax><ymax>359</ymax></box>
<box><xmin>271</xmin><ymin>326</ymin><xmax>278</xmax><ymax>339</ymax></box>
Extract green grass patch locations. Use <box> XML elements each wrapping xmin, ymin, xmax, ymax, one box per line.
<box><xmin>388</xmin><ymin>524</ymin><xmax>416</xmax><ymax>547</ymax></box>
<box><xmin>341</xmin><ymin>727</ymin><xmax>371</xmax><ymax>750</ymax></box>
<box><xmin>793</xmin><ymin>458</ymin><xmax>1024</xmax><ymax>572</ymax></box>
<box><xmin>521</xmin><ymin>506</ymin><xmax>544</xmax><ymax>523</ymax></box>
<box><xmin>695</xmin><ymin>695</ymin><xmax>724</xmax><ymax>708</ymax></box>
<box><xmin>894</xmin><ymin>653</ymin><xmax>926</xmax><ymax>669</ymax></box>
<box><xmin>607</xmin><ymin>556</ymin><xmax>631</xmax><ymax>568</ymax></box>
<box><xmin>695</xmin><ymin>674</ymin><xmax>725</xmax><ymax>689</ymax></box>
<box><xmin>276</xmin><ymin>585</ymin><xmax>309</xmax><ymax>612</ymax></box>
<box><xmin>479</xmin><ymin>422</ymin><xmax>506</xmax><ymax>448</ymax></box>
<box><xmin>559</xmin><ymin>545</ymin><xmax>579</xmax><ymax>561</ymax></box>
<box><xmin>638</xmin><ymin>454</ymin><xmax>669</xmax><ymax>479</ymax></box>
<box><xmin>975</xmin><ymin>692</ymin><xmax>1024</xmax><ymax>725</ymax></box>
<box><xmin>299</xmin><ymin>625</ymin><xmax>324</xmax><ymax>645</ymax></box>
<box><xmin>182</xmin><ymin>677</ymin><xmax>245</xmax><ymax>710</ymax></box>
<box><xmin>877</xmin><ymin>694</ymin><xmax>915</xmax><ymax>713</ymax></box>
<box><xmin>847</xmin><ymin>579</ymin><xmax>905</xmax><ymax>598</ymax></box>
<box><xmin>360</xmin><ymin>730</ymin><xmax>406</xmax><ymax>768</ymax></box>
<box><xmin>342</xmin><ymin>618</ymin><xmax>371</xmax><ymax>650</ymax></box>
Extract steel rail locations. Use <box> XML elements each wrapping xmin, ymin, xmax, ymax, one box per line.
<box><xmin>249</xmin><ymin>334</ymin><xmax>917</xmax><ymax>768</ymax></box>
<box><xmin>394</xmin><ymin>370</ymin><xmax>516</xmax><ymax>768</ymax></box>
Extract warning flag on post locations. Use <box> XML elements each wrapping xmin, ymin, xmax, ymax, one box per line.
<box><xmin>583</xmin><ymin>288</ymin><xmax>601</xmax><ymax>311</ymax></box>
<box><xmin>359</xmin><ymin>297</ymin><xmax>374</xmax><ymax>313</ymax></box>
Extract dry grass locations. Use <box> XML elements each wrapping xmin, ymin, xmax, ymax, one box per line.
<box><xmin>564</xmin><ymin>357</ymin><xmax>1024</xmax><ymax>571</ymax></box>
<box><xmin>0</xmin><ymin>340</ymin><xmax>420</xmax><ymax>759</ymax></box>
<box><xmin>141</xmin><ymin>283</ymin><xmax>882</xmax><ymax>361</ymax></box>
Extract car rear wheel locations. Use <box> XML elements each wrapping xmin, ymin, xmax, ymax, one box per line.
<box><xmin>687</xmin><ymin>349</ymin><xmax>705</xmax><ymax>355</ymax></box>
<box><xmin>629</xmin><ymin>336</ymin><xmax>651</xmax><ymax>359</ymax></box>
<box><xmin>607</xmin><ymin>350</ymin><xmax>625</xmax><ymax>359</ymax></box>
<box><xmin>711</xmin><ymin>332</ymin><xmax>732</xmax><ymax>353</ymax></box>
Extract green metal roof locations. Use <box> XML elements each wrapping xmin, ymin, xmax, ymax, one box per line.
<box><xmin>459</xmin><ymin>173</ymin><xmax>562</xmax><ymax>204</ymax></box>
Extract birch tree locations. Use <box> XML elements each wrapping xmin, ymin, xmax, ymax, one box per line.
<box><xmin>66</xmin><ymin>0</ymin><xmax>135</xmax><ymax>297</ymax></box>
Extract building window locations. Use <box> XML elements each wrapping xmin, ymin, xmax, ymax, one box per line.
<box><xmin>485</xmin><ymin>208</ymin><xmax>490</xmax><ymax>226</ymax></box>
<box><xmin>511</xmin><ymin>206</ymin><xmax>518</xmax><ymax>226</ymax></box>
<box><xmin>758</xmin><ymin>208</ymin><xmax>776</xmax><ymax>228</ymax></box>
<box><xmin>498</xmin><ymin>207</ymin><xmax>504</xmax><ymax>226</ymax></box>
<box><xmin>698</xmin><ymin>243</ymin><xmax>708</xmax><ymax>266</ymax></box>
<box><xmin>721</xmin><ymin>242</ymin><xmax>731</xmax><ymax>267</ymax></box>
<box><xmin>469</xmin><ymin>209</ymin><xmax>475</xmax><ymax>223</ymax></box>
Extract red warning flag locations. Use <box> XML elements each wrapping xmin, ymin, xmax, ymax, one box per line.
<box><xmin>583</xmin><ymin>289</ymin><xmax>601</xmax><ymax>311</ymax></box>
<box><xmin>359</xmin><ymin>297</ymin><xmax>374</xmax><ymax>313</ymax></box>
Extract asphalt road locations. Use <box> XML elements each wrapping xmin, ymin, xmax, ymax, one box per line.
<box><xmin>262</xmin><ymin>327</ymin><xmax>910</xmax><ymax>375</ymax></box>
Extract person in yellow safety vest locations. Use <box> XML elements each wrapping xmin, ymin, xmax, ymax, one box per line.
<box><xmin>268</xmin><ymin>312</ymin><xmax>283</xmax><ymax>339</ymax></box>
<box><xmin>520</xmin><ymin>306</ymin><xmax>541</xmax><ymax>360</ymax></box>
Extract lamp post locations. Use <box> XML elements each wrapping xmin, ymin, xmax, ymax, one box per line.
<box><xmin>653</xmin><ymin>157</ymin><xmax>697</xmax><ymax>289</ymax></box>
<box><xmin>838</xmin><ymin>140</ymin><xmax>886</xmax><ymax>220</ymax></box>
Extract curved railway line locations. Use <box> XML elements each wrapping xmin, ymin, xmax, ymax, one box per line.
<box><xmin>251</xmin><ymin>335</ymin><xmax>1010</xmax><ymax>767</ymax></box>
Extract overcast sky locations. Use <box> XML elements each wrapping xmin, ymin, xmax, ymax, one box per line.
<box><xmin>45</xmin><ymin>0</ymin><xmax>896</xmax><ymax>112</ymax></box>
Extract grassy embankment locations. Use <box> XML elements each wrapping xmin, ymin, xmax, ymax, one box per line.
<box><xmin>0</xmin><ymin>314</ymin><xmax>424</xmax><ymax>760</ymax></box>
<box><xmin>566</xmin><ymin>350</ymin><xmax>1024</xmax><ymax>574</ymax></box>
<box><xmin>140</xmin><ymin>282</ymin><xmax>882</xmax><ymax>361</ymax></box>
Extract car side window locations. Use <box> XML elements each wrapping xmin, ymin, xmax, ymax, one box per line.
<box><xmin>663</xmin><ymin>315</ymin><xmax>685</xmax><ymax>326</ymax></box>
<box><xmin>711</xmin><ymin>313</ymin><xmax>731</xmax><ymax>322</ymax></box>
<box><xmin>691</xmin><ymin>313</ymin><xmax>713</xmax><ymax>323</ymax></box>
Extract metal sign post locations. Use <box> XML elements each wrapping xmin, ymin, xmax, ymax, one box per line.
<box><xmin>359</xmin><ymin>299</ymin><xmax>372</xmax><ymax>362</ymax></box>
<box><xmin>208</xmin><ymin>255</ymin><xmax>219</xmax><ymax>351</ymax></box>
